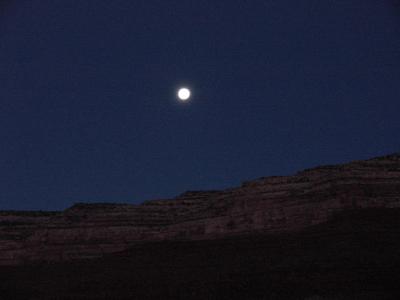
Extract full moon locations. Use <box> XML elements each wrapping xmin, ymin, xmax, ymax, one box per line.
<box><xmin>177</xmin><ymin>88</ymin><xmax>191</xmax><ymax>101</ymax></box>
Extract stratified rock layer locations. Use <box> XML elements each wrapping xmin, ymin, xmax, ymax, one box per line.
<box><xmin>1</xmin><ymin>154</ymin><xmax>399</xmax><ymax>265</ymax></box>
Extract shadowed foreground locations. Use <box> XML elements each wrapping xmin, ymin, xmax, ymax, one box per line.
<box><xmin>1</xmin><ymin>208</ymin><xmax>399</xmax><ymax>299</ymax></box>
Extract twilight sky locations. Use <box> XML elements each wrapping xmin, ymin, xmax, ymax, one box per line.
<box><xmin>1</xmin><ymin>0</ymin><xmax>399</xmax><ymax>210</ymax></box>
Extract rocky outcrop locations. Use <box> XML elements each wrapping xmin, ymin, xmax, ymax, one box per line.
<box><xmin>1</xmin><ymin>153</ymin><xmax>399</xmax><ymax>265</ymax></box>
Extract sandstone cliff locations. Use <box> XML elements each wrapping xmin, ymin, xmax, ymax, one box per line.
<box><xmin>1</xmin><ymin>153</ymin><xmax>399</xmax><ymax>265</ymax></box>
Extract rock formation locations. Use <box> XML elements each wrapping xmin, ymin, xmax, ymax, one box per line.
<box><xmin>1</xmin><ymin>153</ymin><xmax>399</xmax><ymax>265</ymax></box>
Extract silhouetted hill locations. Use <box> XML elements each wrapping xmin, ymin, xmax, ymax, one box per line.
<box><xmin>1</xmin><ymin>208</ymin><xmax>400</xmax><ymax>299</ymax></box>
<box><xmin>1</xmin><ymin>154</ymin><xmax>400</xmax><ymax>299</ymax></box>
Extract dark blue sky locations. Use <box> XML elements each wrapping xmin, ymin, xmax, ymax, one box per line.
<box><xmin>1</xmin><ymin>0</ymin><xmax>399</xmax><ymax>210</ymax></box>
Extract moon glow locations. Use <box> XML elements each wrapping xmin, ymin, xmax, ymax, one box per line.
<box><xmin>177</xmin><ymin>88</ymin><xmax>191</xmax><ymax>101</ymax></box>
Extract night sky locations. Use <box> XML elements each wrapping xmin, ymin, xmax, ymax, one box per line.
<box><xmin>1</xmin><ymin>1</ymin><xmax>399</xmax><ymax>210</ymax></box>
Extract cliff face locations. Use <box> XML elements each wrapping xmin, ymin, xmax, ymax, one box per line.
<box><xmin>1</xmin><ymin>154</ymin><xmax>399</xmax><ymax>265</ymax></box>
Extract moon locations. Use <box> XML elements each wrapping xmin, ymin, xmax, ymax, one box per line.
<box><xmin>177</xmin><ymin>88</ymin><xmax>191</xmax><ymax>101</ymax></box>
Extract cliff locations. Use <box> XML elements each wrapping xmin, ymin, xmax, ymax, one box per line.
<box><xmin>1</xmin><ymin>153</ymin><xmax>399</xmax><ymax>265</ymax></box>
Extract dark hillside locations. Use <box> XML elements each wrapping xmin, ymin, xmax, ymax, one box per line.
<box><xmin>1</xmin><ymin>208</ymin><xmax>400</xmax><ymax>299</ymax></box>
